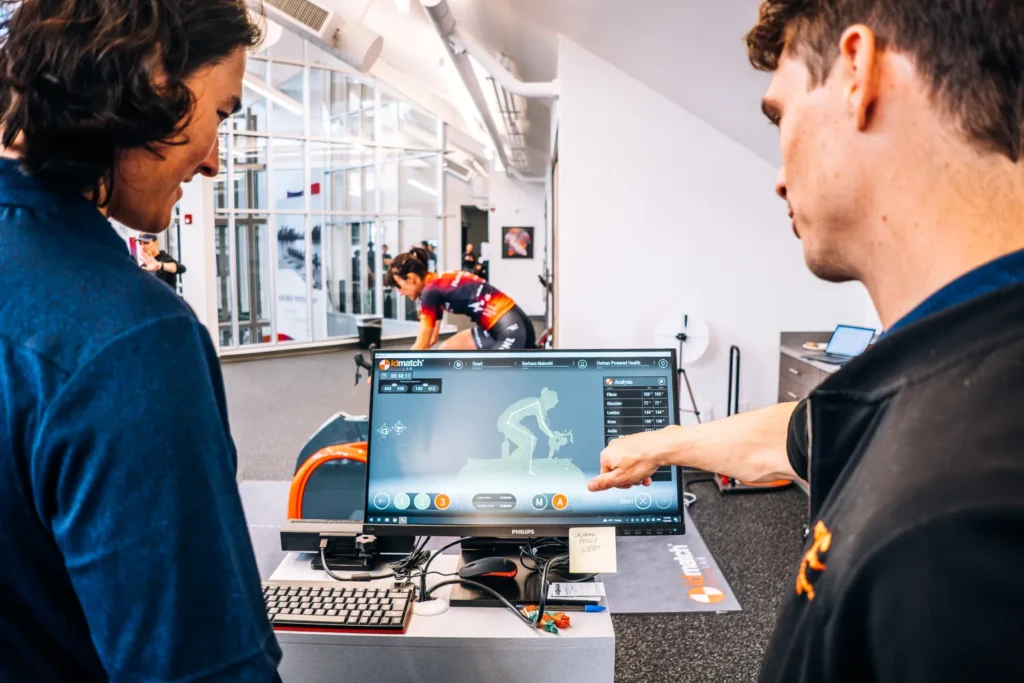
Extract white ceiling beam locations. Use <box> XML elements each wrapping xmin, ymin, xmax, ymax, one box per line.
<box><xmin>243</xmin><ymin>74</ymin><xmax>304</xmax><ymax>115</ymax></box>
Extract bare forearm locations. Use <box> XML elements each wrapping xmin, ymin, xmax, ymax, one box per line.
<box><xmin>411</xmin><ymin>329</ymin><xmax>432</xmax><ymax>350</ymax></box>
<box><xmin>654</xmin><ymin>402</ymin><xmax>801</xmax><ymax>483</ymax></box>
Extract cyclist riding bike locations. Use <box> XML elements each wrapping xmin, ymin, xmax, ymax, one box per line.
<box><xmin>384</xmin><ymin>247</ymin><xmax>535</xmax><ymax>350</ymax></box>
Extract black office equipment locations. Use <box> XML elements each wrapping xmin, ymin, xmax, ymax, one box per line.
<box><xmin>803</xmin><ymin>324</ymin><xmax>875</xmax><ymax>364</ymax></box>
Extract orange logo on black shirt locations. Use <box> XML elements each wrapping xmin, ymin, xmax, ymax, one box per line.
<box><xmin>796</xmin><ymin>520</ymin><xmax>832</xmax><ymax>601</ymax></box>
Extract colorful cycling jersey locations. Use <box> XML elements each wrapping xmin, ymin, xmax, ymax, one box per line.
<box><xmin>419</xmin><ymin>271</ymin><xmax>516</xmax><ymax>331</ymax></box>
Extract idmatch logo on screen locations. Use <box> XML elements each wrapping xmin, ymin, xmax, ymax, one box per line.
<box><xmin>380</xmin><ymin>358</ymin><xmax>425</xmax><ymax>370</ymax></box>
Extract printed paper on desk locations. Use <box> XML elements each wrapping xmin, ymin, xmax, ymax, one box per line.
<box><xmin>548</xmin><ymin>582</ymin><xmax>607</xmax><ymax>600</ymax></box>
<box><xmin>569</xmin><ymin>527</ymin><xmax>617</xmax><ymax>574</ymax></box>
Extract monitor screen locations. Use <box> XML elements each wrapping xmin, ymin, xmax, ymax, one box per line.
<box><xmin>363</xmin><ymin>349</ymin><xmax>683</xmax><ymax>538</ymax></box>
<box><xmin>825</xmin><ymin>325</ymin><xmax>875</xmax><ymax>358</ymax></box>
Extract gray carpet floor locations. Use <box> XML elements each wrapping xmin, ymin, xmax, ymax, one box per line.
<box><xmin>222</xmin><ymin>344</ymin><xmax>382</xmax><ymax>481</ymax></box>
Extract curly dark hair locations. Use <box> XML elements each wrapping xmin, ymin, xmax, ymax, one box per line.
<box><xmin>745</xmin><ymin>0</ymin><xmax>1024</xmax><ymax>161</ymax></box>
<box><xmin>0</xmin><ymin>0</ymin><xmax>262</xmax><ymax>205</ymax></box>
<box><xmin>384</xmin><ymin>247</ymin><xmax>432</xmax><ymax>288</ymax></box>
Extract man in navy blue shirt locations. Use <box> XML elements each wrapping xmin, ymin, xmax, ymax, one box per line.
<box><xmin>0</xmin><ymin>1</ymin><xmax>281</xmax><ymax>681</ymax></box>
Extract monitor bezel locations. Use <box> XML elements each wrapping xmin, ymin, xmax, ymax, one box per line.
<box><xmin>825</xmin><ymin>324</ymin><xmax>876</xmax><ymax>357</ymax></box>
<box><xmin>362</xmin><ymin>348</ymin><xmax>684</xmax><ymax>539</ymax></box>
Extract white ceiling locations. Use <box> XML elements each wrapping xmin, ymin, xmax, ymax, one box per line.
<box><xmin>322</xmin><ymin>0</ymin><xmax>780</xmax><ymax>171</ymax></box>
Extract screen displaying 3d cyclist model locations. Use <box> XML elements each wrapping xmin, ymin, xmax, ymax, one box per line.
<box><xmin>365</xmin><ymin>350</ymin><xmax>683</xmax><ymax>530</ymax></box>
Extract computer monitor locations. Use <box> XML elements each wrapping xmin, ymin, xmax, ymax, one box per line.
<box><xmin>825</xmin><ymin>325</ymin><xmax>875</xmax><ymax>358</ymax></box>
<box><xmin>363</xmin><ymin>349</ymin><xmax>684</xmax><ymax>539</ymax></box>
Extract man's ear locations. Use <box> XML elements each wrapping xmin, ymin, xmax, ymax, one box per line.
<box><xmin>839</xmin><ymin>24</ymin><xmax>882</xmax><ymax>131</ymax></box>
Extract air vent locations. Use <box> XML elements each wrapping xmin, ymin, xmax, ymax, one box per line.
<box><xmin>265</xmin><ymin>0</ymin><xmax>329</xmax><ymax>32</ymax></box>
<box><xmin>261</xmin><ymin>0</ymin><xmax>383</xmax><ymax>72</ymax></box>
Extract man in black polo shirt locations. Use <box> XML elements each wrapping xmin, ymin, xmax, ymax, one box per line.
<box><xmin>589</xmin><ymin>1</ymin><xmax>1024</xmax><ymax>681</ymax></box>
<box><xmin>139</xmin><ymin>233</ymin><xmax>186</xmax><ymax>290</ymax></box>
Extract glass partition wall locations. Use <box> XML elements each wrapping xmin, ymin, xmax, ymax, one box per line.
<box><xmin>214</xmin><ymin>36</ymin><xmax>444</xmax><ymax>350</ymax></box>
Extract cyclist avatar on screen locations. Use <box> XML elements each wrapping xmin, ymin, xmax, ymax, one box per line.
<box><xmin>384</xmin><ymin>247</ymin><xmax>536</xmax><ymax>350</ymax></box>
<box><xmin>498</xmin><ymin>388</ymin><xmax>574</xmax><ymax>475</ymax></box>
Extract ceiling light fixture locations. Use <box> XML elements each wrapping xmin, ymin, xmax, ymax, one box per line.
<box><xmin>406</xmin><ymin>178</ymin><xmax>438</xmax><ymax>197</ymax></box>
<box><xmin>243</xmin><ymin>74</ymin><xmax>304</xmax><ymax>115</ymax></box>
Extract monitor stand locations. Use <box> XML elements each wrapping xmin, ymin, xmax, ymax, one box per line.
<box><xmin>448</xmin><ymin>538</ymin><xmax>597</xmax><ymax>608</ymax></box>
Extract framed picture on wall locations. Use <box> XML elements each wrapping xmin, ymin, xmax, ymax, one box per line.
<box><xmin>502</xmin><ymin>226</ymin><xmax>534</xmax><ymax>259</ymax></box>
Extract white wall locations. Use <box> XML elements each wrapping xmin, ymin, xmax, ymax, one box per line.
<box><xmin>556</xmin><ymin>36</ymin><xmax>876</xmax><ymax>420</ymax></box>
<box><xmin>488</xmin><ymin>169</ymin><xmax>547</xmax><ymax>317</ymax></box>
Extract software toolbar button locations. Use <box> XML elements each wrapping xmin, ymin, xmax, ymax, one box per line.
<box><xmin>394</xmin><ymin>493</ymin><xmax>411</xmax><ymax>510</ymax></box>
<box><xmin>373</xmin><ymin>493</ymin><xmax>391</xmax><ymax>510</ymax></box>
<box><xmin>655</xmin><ymin>496</ymin><xmax>671</xmax><ymax>509</ymax></box>
<box><xmin>577</xmin><ymin>360</ymin><xmax>588</xmax><ymax>369</ymax></box>
<box><xmin>658</xmin><ymin>359</ymin><xmax>669</xmax><ymax>368</ymax></box>
<box><xmin>413</xmin><ymin>493</ymin><xmax>431</xmax><ymax>510</ymax></box>
<box><xmin>531</xmin><ymin>494</ymin><xmax>548</xmax><ymax>511</ymax></box>
<box><xmin>552</xmin><ymin>494</ymin><xmax>568</xmax><ymax>510</ymax></box>
<box><xmin>635</xmin><ymin>493</ymin><xmax>652</xmax><ymax>510</ymax></box>
<box><xmin>434</xmin><ymin>493</ymin><xmax>451</xmax><ymax>510</ymax></box>
<box><xmin>454</xmin><ymin>360</ymin><xmax>464</xmax><ymax>369</ymax></box>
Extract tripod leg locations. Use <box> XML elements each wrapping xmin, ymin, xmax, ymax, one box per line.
<box><xmin>681</xmin><ymin>368</ymin><xmax>702</xmax><ymax>424</ymax></box>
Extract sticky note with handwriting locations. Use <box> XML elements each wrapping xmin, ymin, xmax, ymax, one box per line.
<box><xmin>569</xmin><ymin>527</ymin><xmax>617</xmax><ymax>574</ymax></box>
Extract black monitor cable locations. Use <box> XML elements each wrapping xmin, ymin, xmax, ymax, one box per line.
<box><xmin>520</xmin><ymin>538</ymin><xmax>595</xmax><ymax>583</ymax></box>
<box><xmin>417</xmin><ymin>537</ymin><xmax>469</xmax><ymax>600</ymax></box>
<box><xmin>318</xmin><ymin>535</ymin><xmax>433</xmax><ymax>583</ymax></box>
<box><xmin>421</xmin><ymin>578</ymin><xmax>537</xmax><ymax>633</ymax></box>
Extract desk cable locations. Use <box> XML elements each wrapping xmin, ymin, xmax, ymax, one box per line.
<box><xmin>317</xmin><ymin>535</ymin><xmax>435</xmax><ymax>583</ymax></box>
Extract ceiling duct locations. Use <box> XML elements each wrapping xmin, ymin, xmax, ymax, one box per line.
<box><xmin>449</xmin><ymin>32</ymin><xmax>559</xmax><ymax>99</ymax></box>
<box><xmin>255</xmin><ymin>0</ymin><xmax>384</xmax><ymax>72</ymax></box>
<box><xmin>421</xmin><ymin>0</ymin><xmax>547</xmax><ymax>179</ymax></box>
<box><xmin>487</xmin><ymin>54</ymin><xmax>530</xmax><ymax>172</ymax></box>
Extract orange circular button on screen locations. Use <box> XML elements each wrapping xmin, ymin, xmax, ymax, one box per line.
<box><xmin>434</xmin><ymin>493</ymin><xmax>451</xmax><ymax>510</ymax></box>
<box><xmin>552</xmin><ymin>494</ymin><xmax>568</xmax><ymax>510</ymax></box>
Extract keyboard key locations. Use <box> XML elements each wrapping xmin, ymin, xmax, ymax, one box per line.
<box><xmin>275</xmin><ymin>613</ymin><xmax>357</xmax><ymax>627</ymax></box>
<box><xmin>359</xmin><ymin>616</ymin><xmax>370</xmax><ymax>625</ymax></box>
<box><xmin>370</xmin><ymin>617</ymin><xmax>381</xmax><ymax>625</ymax></box>
<box><xmin>326</xmin><ymin>609</ymin><xmax>337</xmax><ymax>616</ymax></box>
<box><xmin>302</xmin><ymin>608</ymin><xmax>314</xmax><ymax>615</ymax></box>
<box><xmin>346</xmin><ymin>614</ymin><xmax>360</xmax><ymax>625</ymax></box>
<box><xmin>314</xmin><ymin>609</ymin><xmax>325</xmax><ymax>616</ymax></box>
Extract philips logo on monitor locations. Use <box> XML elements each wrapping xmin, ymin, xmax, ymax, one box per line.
<box><xmin>510</xmin><ymin>529</ymin><xmax>535</xmax><ymax>535</ymax></box>
<box><xmin>379</xmin><ymin>358</ymin><xmax>424</xmax><ymax>371</ymax></box>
